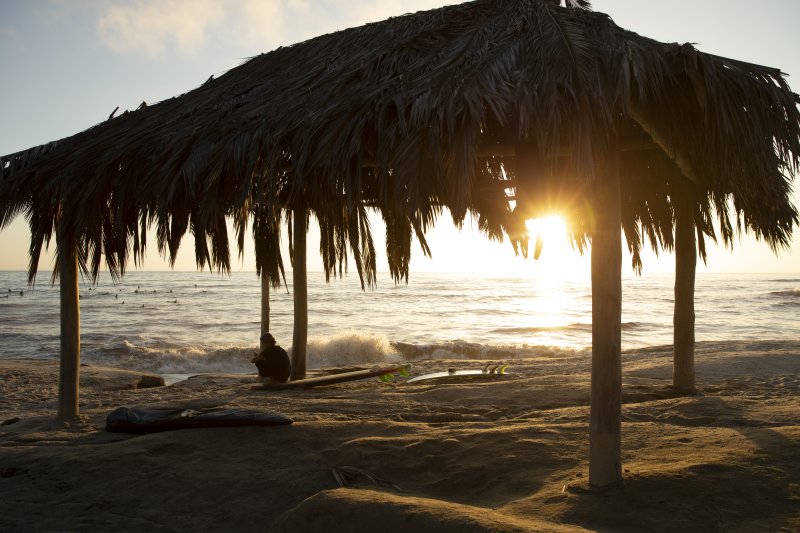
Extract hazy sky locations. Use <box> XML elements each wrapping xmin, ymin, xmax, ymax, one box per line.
<box><xmin>1</xmin><ymin>0</ymin><xmax>799</xmax><ymax>276</ymax></box>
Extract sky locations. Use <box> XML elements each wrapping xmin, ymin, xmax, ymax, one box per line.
<box><xmin>1</xmin><ymin>0</ymin><xmax>799</xmax><ymax>277</ymax></box>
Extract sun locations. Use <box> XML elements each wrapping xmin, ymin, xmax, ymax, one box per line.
<box><xmin>525</xmin><ymin>215</ymin><xmax>569</xmax><ymax>260</ymax></box>
<box><xmin>518</xmin><ymin>213</ymin><xmax>590</xmax><ymax>279</ymax></box>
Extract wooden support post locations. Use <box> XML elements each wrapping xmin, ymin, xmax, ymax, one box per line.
<box><xmin>259</xmin><ymin>270</ymin><xmax>270</xmax><ymax>353</ymax></box>
<box><xmin>57</xmin><ymin>237</ymin><xmax>81</xmax><ymax>420</ymax></box>
<box><xmin>589</xmin><ymin>142</ymin><xmax>623</xmax><ymax>487</ymax></box>
<box><xmin>291</xmin><ymin>203</ymin><xmax>308</xmax><ymax>380</ymax></box>
<box><xmin>673</xmin><ymin>182</ymin><xmax>696</xmax><ymax>390</ymax></box>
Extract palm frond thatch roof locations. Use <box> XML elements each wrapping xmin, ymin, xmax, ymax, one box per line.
<box><xmin>1</xmin><ymin>0</ymin><xmax>798</xmax><ymax>283</ymax></box>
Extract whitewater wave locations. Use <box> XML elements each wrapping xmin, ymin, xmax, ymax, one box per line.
<box><xmin>306</xmin><ymin>332</ymin><xmax>400</xmax><ymax>368</ymax></box>
<box><xmin>81</xmin><ymin>339</ymin><xmax>255</xmax><ymax>375</ymax></box>
<box><xmin>391</xmin><ymin>340</ymin><xmax>584</xmax><ymax>361</ymax></box>
<box><xmin>73</xmin><ymin>331</ymin><xmax>588</xmax><ymax>376</ymax></box>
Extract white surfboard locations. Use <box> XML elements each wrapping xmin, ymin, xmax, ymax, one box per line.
<box><xmin>407</xmin><ymin>364</ymin><xmax>509</xmax><ymax>384</ymax></box>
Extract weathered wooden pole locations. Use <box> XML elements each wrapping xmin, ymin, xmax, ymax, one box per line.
<box><xmin>56</xmin><ymin>231</ymin><xmax>81</xmax><ymax>420</ymax></box>
<box><xmin>589</xmin><ymin>139</ymin><xmax>623</xmax><ymax>487</ymax></box>
<box><xmin>259</xmin><ymin>270</ymin><xmax>270</xmax><ymax>353</ymax></box>
<box><xmin>291</xmin><ymin>202</ymin><xmax>308</xmax><ymax>380</ymax></box>
<box><xmin>672</xmin><ymin>179</ymin><xmax>696</xmax><ymax>390</ymax></box>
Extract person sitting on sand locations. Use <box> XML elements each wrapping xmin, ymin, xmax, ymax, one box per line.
<box><xmin>251</xmin><ymin>333</ymin><xmax>291</xmax><ymax>383</ymax></box>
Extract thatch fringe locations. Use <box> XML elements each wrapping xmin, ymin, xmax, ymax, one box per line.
<box><xmin>1</xmin><ymin>0</ymin><xmax>797</xmax><ymax>284</ymax></box>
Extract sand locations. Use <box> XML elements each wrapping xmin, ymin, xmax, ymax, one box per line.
<box><xmin>1</xmin><ymin>341</ymin><xmax>798</xmax><ymax>532</ymax></box>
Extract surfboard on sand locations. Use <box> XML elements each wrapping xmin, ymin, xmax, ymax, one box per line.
<box><xmin>407</xmin><ymin>364</ymin><xmax>509</xmax><ymax>384</ymax></box>
<box><xmin>105</xmin><ymin>406</ymin><xmax>293</xmax><ymax>433</ymax></box>
<box><xmin>252</xmin><ymin>364</ymin><xmax>411</xmax><ymax>390</ymax></box>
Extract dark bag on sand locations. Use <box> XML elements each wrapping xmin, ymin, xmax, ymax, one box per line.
<box><xmin>105</xmin><ymin>406</ymin><xmax>292</xmax><ymax>433</ymax></box>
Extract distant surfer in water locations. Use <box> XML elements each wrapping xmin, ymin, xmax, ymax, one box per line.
<box><xmin>251</xmin><ymin>333</ymin><xmax>291</xmax><ymax>383</ymax></box>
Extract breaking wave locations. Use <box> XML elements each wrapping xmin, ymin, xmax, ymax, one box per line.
<box><xmin>769</xmin><ymin>288</ymin><xmax>800</xmax><ymax>298</ymax></box>
<box><xmin>73</xmin><ymin>332</ymin><xmax>587</xmax><ymax>376</ymax></box>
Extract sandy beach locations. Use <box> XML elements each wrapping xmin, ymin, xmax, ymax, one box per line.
<box><xmin>1</xmin><ymin>340</ymin><xmax>798</xmax><ymax>532</ymax></box>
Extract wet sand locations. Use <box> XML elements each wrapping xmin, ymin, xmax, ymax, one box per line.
<box><xmin>1</xmin><ymin>341</ymin><xmax>798</xmax><ymax>532</ymax></box>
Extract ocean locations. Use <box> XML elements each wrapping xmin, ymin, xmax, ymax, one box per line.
<box><xmin>0</xmin><ymin>270</ymin><xmax>798</xmax><ymax>380</ymax></box>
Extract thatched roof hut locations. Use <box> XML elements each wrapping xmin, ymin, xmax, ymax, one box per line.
<box><xmin>4</xmin><ymin>0</ymin><xmax>796</xmax><ymax>279</ymax></box>
<box><xmin>1</xmin><ymin>0</ymin><xmax>798</xmax><ymax>486</ymax></box>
